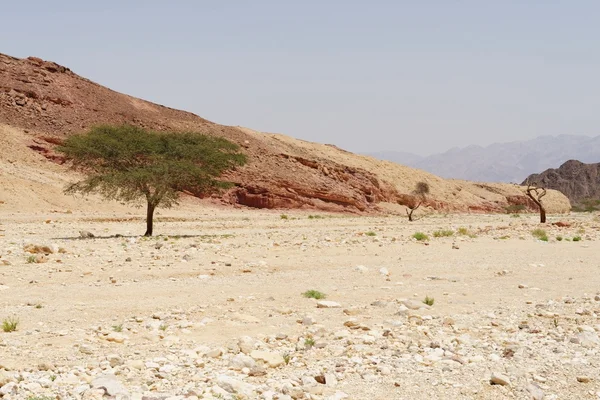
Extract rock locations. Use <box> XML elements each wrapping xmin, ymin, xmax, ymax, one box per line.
<box><xmin>206</xmin><ymin>348</ymin><xmax>223</xmax><ymax>358</ymax></box>
<box><xmin>0</xmin><ymin>371</ymin><xmax>13</xmax><ymax>386</ymax></box>
<box><xmin>379</xmin><ymin>267</ymin><xmax>389</xmax><ymax>276</ymax></box>
<box><xmin>250</xmin><ymin>350</ymin><xmax>285</xmax><ymax>368</ymax></box>
<box><xmin>401</xmin><ymin>299</ymin><xmax>430</xmax><ymax>310</ymax></box>
<box><xmin>230</xmin><ymin>354</ymin><xmax>256</xmax><ymax>370</ymax></box>
<box><xmin>354</xmin><ymin>265</ymin><xmax>369</xmax><ymax>273</ymax></box>
<box><xmin>79</xmin><ymin>230</ymin><xmax>95</xmax><ymax>238</ymax></box>
<box><xmin>577</xmin><ymin>331</ymin><xmax>600</xmax><ymax>348</ymax></box>
<box><xmin>317</xmin><ymin>301</ymin><xmax>342</xmax><ymax>308</ymax></box>
<box><xmin>216</xmin><ymin>375</ymin><xmax>255</xmax><ymax>396</ymax></box>
<box><xmin>105</xmin><ymin>332</ymin><xmax>127</xmax><ymax>343</ymax></box>
<box><xmin>526</xmin><ymin>383</ymin><xmax>544</xmax><ymax>400</ymax></box>
<box><xmin>0</xmin><ymin>382</ymin><xmax>16</xmax><ymax>396</ymax></box>
<box><xmin>577</xmin><ymin>376</ymin><xmax>591</xmax><ymax>383</ymax></box>
<box><xmin>91</xmin><ymin>374</ymin><xmax>129</xmax><ymax>396</ymax></box>
<box><xmin>238</xmin><ymin>336</ymin><xmax>257</xmax><ymax>354</ymax></box>
<box><xmin>490</xmin><ymin>372</ymin><xmax>511</xmax><ymax>386</ymax></box>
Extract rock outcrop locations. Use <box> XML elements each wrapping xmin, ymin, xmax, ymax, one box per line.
<box><xmin>523</xmin><ymin>160</ymin><xmax>600</xmax><ymax>207</ymax></box>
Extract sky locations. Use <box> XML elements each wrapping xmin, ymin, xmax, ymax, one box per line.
<box><xmin>2</xmin><ymin>1</ymin><xmax>600</xmax><ymax>156</ymax></box>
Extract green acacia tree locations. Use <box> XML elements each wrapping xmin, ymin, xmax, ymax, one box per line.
<box><xmin>58</xmin><ymin>125</ymin><xmax>247</xmax><ymax>236</ymax></box>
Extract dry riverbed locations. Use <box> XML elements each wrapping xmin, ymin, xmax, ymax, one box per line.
<box><xmin>0</xmin><ymin>208</ymin><xmax>599</xmax><ymax>400</ymax></box>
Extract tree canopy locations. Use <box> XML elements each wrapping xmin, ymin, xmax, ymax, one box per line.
<box><xmin>58</xmin><ymin>125</ymin><xmax>247</xmax><ymax>235</ymax></box>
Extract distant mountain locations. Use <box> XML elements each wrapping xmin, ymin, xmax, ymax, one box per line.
<box><xmin>367</xmin><ymin>135</ymin><xmax>600</xmax><ymax>183</ymax></box>
<box><xmin>523</xmin><ymin>160</ymin><xmax>600</xmax><ymax>207</ymax></box>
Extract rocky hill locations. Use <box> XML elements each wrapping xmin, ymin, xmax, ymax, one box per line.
<box><xmin>522</xmin><ymin>160</ymin><xmax>600</xmax><ymax>207</ymax></box>
<box><xmin>0</xmin><ymin>53</ymin><xmax>571</xmax><ymax>214</ymax></box>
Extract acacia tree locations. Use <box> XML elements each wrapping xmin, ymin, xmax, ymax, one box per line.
<box><xmin>525</xmin><ymin>182</ymin><xmax>547</xmax><ymax>223</ymax></box>
<box><xmin>405</xmin><ymin>181</ymin><xmax>430</xmax><ymax>222</ymax></box>
<box><xmin>58</xmin><ymin>125</ymin><xmax>247</xmax><ymax>236</ymax></box>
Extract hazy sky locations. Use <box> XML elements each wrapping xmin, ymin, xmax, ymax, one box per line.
<box><xmin>3</xmin><ymin>1</ymin><xmax>599</xmax><ymax>155</ymax></box>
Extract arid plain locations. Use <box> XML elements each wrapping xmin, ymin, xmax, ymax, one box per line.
<box><xmin>1</xmin><ymin>204</ymin><xmax>599</xmax><ymax>400</ymax></box>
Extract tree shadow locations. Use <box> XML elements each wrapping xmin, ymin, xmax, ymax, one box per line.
<box><xmin>52</xmin><ymin>234</ymin><xmax>215</xmax><ymax>241</ymax></box>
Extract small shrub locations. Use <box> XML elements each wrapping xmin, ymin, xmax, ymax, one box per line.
<box><xmin>34</xmin><ymin>304</ymin><xmax>43</xmax><ymax>309</ymax></box>
<box><xmin>2</xmin><ymin>316</ymin><xmax>19</xmax><ymax>332</ymax></box>
<box><xmin>510</xmin><ymin>213</ymin><xmax>521</xmax><ymax>218</ymax></box>
<box><xmin>26</xmin><ymin>255</ymin><xmax>36</xmax><ymax>264</ymax></box>
<box><xmin>308</xmin><ymin>215</ymin><xmax>324</xmax><ymax>219</ymax></box>
<box><xmin>457</xmin><ymin>227</ymin><xmax>469</xmax><ymax>235</ymax></box>
<box><xmin>556</xmin><ymin>236</ymin><xmax>563</xmax><ymax>241</ymax></box>
<box><xmin>283</xmin><ymin>353</ymin><xmax>291</xmax><ymax>364</ymax></box>
<box><xmin>572</xmin><ymin>236</ymin><xmax>582</xmax><ymax>242</ymax></box>
<box><xmin>365</xmin><ymin>231</ymin><xmax>377</xmax><ymax>237</ymax></box>
<box><xmin>531</xmin><ymin>228</ymin><xmax>548</xmax><ymax>241</ymax></box>
<box><xmin>304</xmin><ymin>337</ymin><xmax>315</xmax><ymax>348</ymax></box>
<box><xmin>280</xmin><ymin>214</ymin><xmax>289</xmax><ymax>220</ymax></box>
<box><xmin>498</xmin><ymin>235</ymin><xmax>510</xmax><ymax>240</ymax></box>
<box><xmin>412</xmin><ymin>232</ymin><xmax>429</xmax><ymax>241</ymax></box>
<box><xmin>303</xmin><ymin>290</ymin><xmax>326</xmax><ymax>300</ymax></box>
<box><xmin>423</xmin><ymin>296</ymin><xmax>435</xmax><ymax>306</ymax></box>
<box><xmin>159</xmin><ymin>323</ymin><xmax>168</xmax><ymax>331</ymax></box>
<box><xmin>112</xmin><ymin>324</ymin><xmax>123</xmax><ymax>332</ymax></box>
<box><xmin>433</xmin><ymin>229</ymin><xmax>454</xmax><ymax>238</ymax></box>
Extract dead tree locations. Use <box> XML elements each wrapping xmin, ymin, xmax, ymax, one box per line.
<box><xmin>525</xmin><ymin>183</ymin><xmax>547</xmax><ymax>223</ymax></box>
<box><xmin>406</xmin><ymin>181</ymin><xmax>430</xmax><ymax>222</ymax></box>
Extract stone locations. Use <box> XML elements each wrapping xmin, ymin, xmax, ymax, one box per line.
<box><xmin>250</xmin><ymin>350</ymin><xmax>285</xmax><ymax>368</ymax></box>
<box><xmin>317</xmin><ymin>301</ymin><xmax>342</xmax><ymax>308</ymax></box>
<box><xmin>577</xmin><ymin>376</ymin><xmax>591</xmax><ymax>383</ymax></box>
<box><xmin>230</xmin><ymin>354</ymin><xmax>256</xmax><ymax>370</ymax></box>
<box><xmin>490</xmin><ymin>372</ymin><xmax>511</xmax><ymax>386</ymax></box>
<box><xmin>216</xmin><ymin>375</ymin><xmax>255</xmax><ymax>396</ymax></box>
<box><xmin>526</xmin><ymin>383</ymin><xmax>544</xmax><ymax>400</ymax></box>
<box><xmin>401</xmin><ymin>299</ymin><xmax>430</xmax><ymax>310</ymax></box>
<box><xmin>91</xmin><ymin>374</ymin><xmax>129</xmax><ymax>396</ymax></box>
<box><xmin>79</xmin><ymin>230</ymin><xmax>95</xmax><ymax>238</ymax></box>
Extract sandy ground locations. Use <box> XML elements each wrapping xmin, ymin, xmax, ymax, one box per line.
<box><xmin>0</xmin><ymin>206</ymin><xmax>599</xmax><ymax>399</ymax></box>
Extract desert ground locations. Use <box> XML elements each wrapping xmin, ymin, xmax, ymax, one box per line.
<box><xmin>0</xmin><ymin>204</ymin><xmax>599</xmax><ymax>400</ymax></box>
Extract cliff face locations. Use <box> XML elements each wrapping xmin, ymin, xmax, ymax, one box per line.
<box><xmin>0</xmin><ymin>53</ymin><xmax>571</xmax><ymax>214</ymax></box>
<box><xmin>523</xmin><ymin>160</ymin><xmax>600</xmax><ymax>207</ymax></box>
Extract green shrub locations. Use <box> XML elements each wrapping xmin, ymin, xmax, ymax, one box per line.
<box><xmin>365</xmin><ymin>231</ymin><xmax>377</xmax><ymax>237</ymax></box>
<box><xmin>531</xmin><ymin>228</ymin><xmax>548</xmax><ymax>241</ymax></box>
<box><xmin>572</xmin><ymin>236</ymin><xmax>582</xmax><ymax>242</ymax></box>
<box><xmin>423</xmin><ymin>296</ymin><xmax>435</xmax><ymax>306</ymax></box>
<box><xmin>302</xmin><ymin>290</ymin><xmax>326</xmax><ymax>300</ymax></box>
<box><xmin>412</xmin><ymin>232</ymin><xmax>429</xmax><ymax>241</ymax></box>
<box><xmin>2</xmin><ymin>316</ymin><xmax>19</xmax><ymax>332</ymax></box>
<box><xmin>457</xmin><ymin>227</ymin><xmax>469</xmax><ymax>235</ymax></box>
<box><xmin>556</xmin><ymin>236</ymin><xmax>563</xmax><ymax>241</ymax></box>
<box><xmin>433</xmin><ymin>229</ymin><xmax>454</xmax><ymax>238</ymax></box>
<box><xmin>280</xmin><ymin>214</ymin><xmax>289</xmax><ymax>220</ymax></box>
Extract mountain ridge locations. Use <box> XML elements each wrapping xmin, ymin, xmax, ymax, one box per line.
<box><xmin>367</xmin><ymin>135</ymin><xmax>600</xmax><ymax>183</ymax></box>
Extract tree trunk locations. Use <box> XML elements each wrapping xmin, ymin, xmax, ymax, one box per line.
<box><xmin>540</xmin><ymin>207</ymin><xmax>546</xmax><ymax>223</ymax></box>
<box><xmin>144</xmin><ymin>202</ymin><xmax>156</xmax><ymax>236</ymax></box>
<box><xmin>407</xmin><ymin>209</ymin><xmax>414</xmax><ymax>222</ymax></box>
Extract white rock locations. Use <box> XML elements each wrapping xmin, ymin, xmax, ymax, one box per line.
<box><xmin>91</xmin><ymin>374</ymin><xmax>129</xmax><ymax>396</ymax></box>
<box><xmin>317</xmin><ymin>301</ymin><xmax>342</xmax><ymax>308</ymax></box>
<box><xmin>250</xmin><ymin>350</ymin><xmax>285</xmax><ymax>368</ymax></box>
<box><xmin>216</xmin><ymin>375</ymin><xmax>255</xmax><ymax>396</ymax></box>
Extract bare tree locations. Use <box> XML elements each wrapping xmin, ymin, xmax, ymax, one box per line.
<box><xmin>405</xmin><ymin>181</ymin><xmax>430</xmax><ymax>222</ymax></box>
<box><xmin>525</xmin><ymin>182</ymin><xmax>547</xmax><ymax>223</ymax></box>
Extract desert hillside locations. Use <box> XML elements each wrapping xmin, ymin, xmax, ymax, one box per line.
<box><xmin>0</xmin><ymin>53</ymin><xmax>571</xmax><ymax>214</ymax></box>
